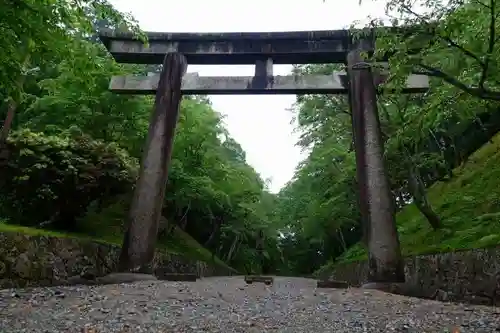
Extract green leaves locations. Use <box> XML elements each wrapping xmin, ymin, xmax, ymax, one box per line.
<box><xmin>0</xmin><ymin>0</ymin><xmax>279</xmax><ymax>273</ymax></box>
<box><xmin>373</xmin><ymin>0</ymin><xmax>500</xmax><ymax>101</ymax></box>
<box><xmin>275</xmin><ymin>0</ymin><xmax>500</xmax><ymax>274</ymax></box>
<box><xmin>1</xmin><ymin>129</ymin><xmax>137</xmax><ymax>228</ymax></box>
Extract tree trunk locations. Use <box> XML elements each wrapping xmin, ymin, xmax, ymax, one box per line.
<box><xmin>0</xmin><ymin>54</ymin><xmax>30</xmax><ymax>144</ymax></box>
<box><xmin>347</xmin><ymin>47</ymin><xmax>404</xmax><ymax>283</ymax></box>
<box><xmin>256</xmin><ymin>230</ymin><xmax>267</xmax><ymax>274</ymax></box>
<box><xmin>0</xmin><ymin>54</ymin><xmax>31</xmax><ymax>163</ymax></box>
<box><xmin>0</xmin><ymin>99</ymin><xmax>17</xmax><ymax>144</ymax></box>
<box><xmin>337</xmin><ymin>228</ymin><xmax>347</xmax><ymax>252</ymax></box>
<box><xmin>226</xmin><ymin>235</ymin><xmax>239</xmax><ymax>262</ymax></box>
<box><xmin>415</xmin><ymin>201</ymin><xmax>442</xmax><ymax>230</ymax></box>
<box><xmin>0</xmin><ymin>99</ymin><xmax>16</xmax><ymax>164</ymax></box>
<box><xmin>178</xmin><ymin>203</ymin><xmax>190</xmax><ymax>231</ymax></box>
<box><xmin>408</xmin><ymin>167</ymin><xmax>442</xmax><ymax>230</ymax></box>
<box><xmin>118</xmin><ymin>53</ymin><xmax>187</xmax><ymax>274</ymax></box>
<box><xmin>204</xmin><ymin>218</ymin><xmax>221</xmax><ymax>247</ymax></box>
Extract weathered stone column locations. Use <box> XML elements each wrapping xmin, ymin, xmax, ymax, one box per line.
<box><xmin>118</xmin><ymin>53</ymin><xmax>187</xmax><ymax>274</ymax></box>
<box><xmin>347</xmin><ymin>48</ymin><xmax>404</xmax><ymax>283</ymax></box>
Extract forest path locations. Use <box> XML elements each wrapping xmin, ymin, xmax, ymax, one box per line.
<box><xmin>1</xmin><ymin>276</ymin><xmax>498</xmax><ymax>332</ymax></box>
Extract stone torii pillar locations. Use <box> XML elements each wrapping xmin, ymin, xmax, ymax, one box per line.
<box><xmin>117</xmin><ymin>53</ymin><xmax>187</xmax><ymax>273</ymax></box>
<box><xmin>346</xmin><ymin>42</ymin><xmax>404</xmax><ymax>284</ymax></box>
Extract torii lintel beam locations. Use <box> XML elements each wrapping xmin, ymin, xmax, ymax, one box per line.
<box><xmin>109</xmin><ymin>73</ymin><xmax>429</xmax><ymax>95</ymax></box>
<box><xmin>99</xmin><ymin>28</ymin><xmax>376</xmax><ymax>65</ymax></box>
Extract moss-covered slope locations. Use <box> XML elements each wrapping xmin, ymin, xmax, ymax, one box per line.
<box><xmin>337</xmin><ymin>132</ymin><xmax>500</xmax><ymax>264</ymax></box>
<box><xmin>0</xmin><ymin>195</ymin><xmax>235</xmax><ymax>273</ymax></box>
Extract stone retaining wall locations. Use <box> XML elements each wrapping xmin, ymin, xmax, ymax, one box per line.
<box><xmin>323</xmin><ymin>247</ymin><xmax>500</xmax><ymax>305</ymax></box>
<box><xmin>0</xmin><ymin>231</ymin><xmax>234</xmax><ymax>289</ymax></box>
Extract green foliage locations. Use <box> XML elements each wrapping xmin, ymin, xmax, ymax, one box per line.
<box><xmin>277</xmin><ymin>0</ymin><xmax>500</xmax><ymax>275</ymax></box>
<box><xmin>79</xmin><ymin>194</ymin><xmax>235</xmax><ymax>271</ymax></box>
<box><xmin>0</xmin><ymin>0</ymin><xmax>141</xmax><ymax>108</ymax></box>
<box><xmin>3</xmin><ymin>0</ymin><xmax>500</xmax><ymax>277</ymax></box>
<box><xmin>0</xmin><ymin>0</ymin><xmax>278</xmax><ymax>272</ymax></box>
<box><xmin>338</xmin><ymin>132</ymin><xmax>500</xmax><ymax>264</ymax></box>
<box><xmin>371</xmin><ymin>0</ymin><xmax>500</xmax><ymax>101</ymax></box>
<box><xmin>1</xmin><ymin>129</ymin><xmax>137</xmax><ymax>229</ymax></box>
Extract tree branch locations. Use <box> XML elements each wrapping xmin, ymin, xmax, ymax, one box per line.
<box><xmin>400</xmin><ymin>3</ymin><xmax>486</xmax><ymax>67</ymax></box>
<box><xmin>469</xmin><ymin>0</ymin><xmax>492</xmax><ymax>9</ymax></box>
<box><xmin>415</xmin><ymin>63</ymin><xmax>500</xmax><ymax>101</ymax></box>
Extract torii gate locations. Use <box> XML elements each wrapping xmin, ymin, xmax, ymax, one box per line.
<box><xmin>99</xmin><ymin>28</ymin><xmax>428</xmax><ymax>283</ymax></box>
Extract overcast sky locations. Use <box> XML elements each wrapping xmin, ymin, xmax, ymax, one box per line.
<box><xmin>108</xmin><ymin>0</ymin><xmax>386</xmax><ymax>192</ymax></box>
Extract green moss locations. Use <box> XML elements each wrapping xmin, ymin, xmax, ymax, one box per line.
<box><xmin>1</xmin><ymin>201</ymin><xmax>235</xmax><ymax>273</ymax></box>
<box><xmin>77</xmin><ymin>196</ymin><xmax>235</xmax><ymax>272</ymax></box>
<box><xmin>337</xmin><ymin>132</ymin><xmax>500</xmax><ymax>264</ymax></box>
<box><xmin>0</xmin><ymin>220</ymin><xmax>106</xmax><ymax>242</ymax></box>
<box><xmin>160</xmin><ymin>227</ymin><xmax>236</xmax><ymax>271</ymax></box>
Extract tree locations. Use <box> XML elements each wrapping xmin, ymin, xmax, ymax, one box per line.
<box><xmin>274</xmin><ymin>0</ymin><xmax>500</xmax><ymax>273</ymax></box>
<box><xmin>373</xmin><ymin>0</ymin><xmax>500</xmax><ymax>101</ymax></box>
<box><xmin>0</xmin><ymin>129</ymin><xmax>137</xmax><ymax>229</ymax></box>
<box><xmin>0</xmin><ymin>1</ymin><xmax>280</xmax><ymax>275</ymax></box>
<box><xmin>0</xmin><ymin>0</ymin><xmax>141</xmax><ymax>145</ymax></box>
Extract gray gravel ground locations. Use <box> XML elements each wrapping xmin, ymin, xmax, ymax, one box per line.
<box><xmin>1</xmin><ymin>276</ymin><xmax>499</xmax><ymax>332</ymax></box>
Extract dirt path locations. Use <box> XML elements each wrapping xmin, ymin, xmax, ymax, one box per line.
<box><xmin>0</xmin><ymin>276</ymin><xmax>498</xmax><ymax>332</ymax></box>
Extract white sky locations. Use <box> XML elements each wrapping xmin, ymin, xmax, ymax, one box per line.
<box><xmin>108</xmin><ymin>0</ymin><xmax>386</xmax><ymax>192</ymax></box>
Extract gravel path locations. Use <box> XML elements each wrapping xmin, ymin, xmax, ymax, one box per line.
<box><xmin>1</xmin><ymin>276</ymin><xmax>499</xmax><ymax>332</ymax></box>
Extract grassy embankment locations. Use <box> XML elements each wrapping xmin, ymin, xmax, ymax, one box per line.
<box><xmin>319</xmin><ymin>132</ymin><xmax>500</xmax><ymax>272</ymax></box>
<box><xmin>0</xmin><ymin>198</ymin><xmax>235</xmax><ymax>272</ymax></box>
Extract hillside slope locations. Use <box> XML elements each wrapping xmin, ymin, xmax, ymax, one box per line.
<box><xmin>0</xmin><ymin>196</ymin><xmax>236</xmax><ymax>273</ymax></box>
<box><xmin>335</xmin><ymin>132</ymin><xmax>500</xmax><ymax>265</ymax></box>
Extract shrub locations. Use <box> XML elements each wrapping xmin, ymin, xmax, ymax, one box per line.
<box><xmin>0</xmin><ymin>128</ymin><xmax>138</xmax><ymax>231</ymax></box>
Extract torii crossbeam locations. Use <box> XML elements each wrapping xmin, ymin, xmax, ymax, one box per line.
<box><xmin>99</xmin><ymin>28</ymin><xmax>428</xmax><ymax>283</ymax></box>
<box><xmin>98</xmin><ymin>29</ymin><xmax>353</xmax><ymax>65</ymax></box>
